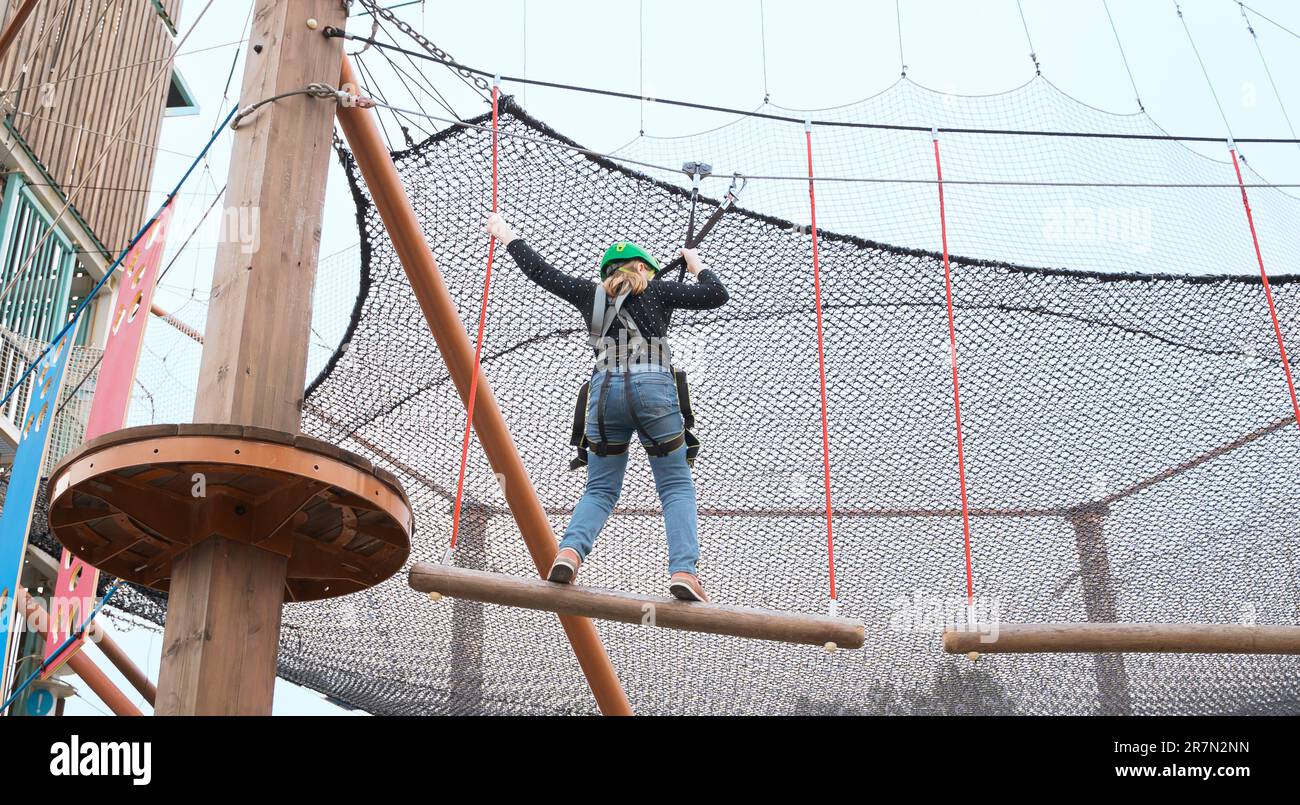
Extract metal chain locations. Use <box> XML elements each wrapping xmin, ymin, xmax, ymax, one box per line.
<box><xmin>354</xmin><ymin>0</ymin><xmax>490</xmax><ymax>91</ymax></box>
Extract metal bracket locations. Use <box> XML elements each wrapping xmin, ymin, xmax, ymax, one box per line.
<box><xmin>681</xmin><ymin>161</ymin><xmax>713</xmax><ymax>183</ymax></box>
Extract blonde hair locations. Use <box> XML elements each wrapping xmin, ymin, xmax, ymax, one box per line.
<box><xmin>601</xmin><ymin>259</ymin><xmax>652</xmax><ymax>297</ymax></box>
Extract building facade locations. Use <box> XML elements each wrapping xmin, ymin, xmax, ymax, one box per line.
<box><xmin>0</xmin><ymin>0</ymin><xmax>190</xmax><ymax>716</ymax></box>
<box><xmin>0</xmin><ymin>0</ymin><xmax>188</xmax><ymax>467</ymax></box>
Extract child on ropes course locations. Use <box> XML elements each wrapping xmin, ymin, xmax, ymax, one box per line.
<box><xmin>486</xmin><ymin>212</ymin><xmax>730</xmax><ymax>601</ymax></box>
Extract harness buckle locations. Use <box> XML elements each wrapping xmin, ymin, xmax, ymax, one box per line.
<box><xmin>723</xmin><ymin>173</ymin><xmax>747</xmax><ymax>208</ymax></box>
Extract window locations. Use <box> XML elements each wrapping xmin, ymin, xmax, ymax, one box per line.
<box><xmin>0</xmin><ymin>174</ymin><xmax>78</xmax><ymax>427</ymax></box>
<box><xmin>0</xmin><ymin>175</ymin><xmax>77</xmax><ymax>344</ymax></box>
<box><xmin>165</xmin><ymin>69</ymin><xmax>199</xmax><ymax>118</ymax></box>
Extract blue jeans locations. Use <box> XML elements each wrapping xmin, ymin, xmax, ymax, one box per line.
<box><xmin>559</xmin><ymin>367</ymin><xmax>700</xmax><ymax>575</ymax></box>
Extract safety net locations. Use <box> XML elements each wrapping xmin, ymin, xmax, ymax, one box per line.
<box><xmin>21</xmin><ymin>76</ymin><xmax>1300</xmax><ymax>715</ymax></box>
<box><xmin>290</xmin><ymin>83</ymin><xmax>1300</xmax><ymax>715</ymax></box>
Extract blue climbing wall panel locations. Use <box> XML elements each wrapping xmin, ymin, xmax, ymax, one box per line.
<box><xmin>0</xmin><ymin>324</ymin><xmax>77</xmax><ymax>700</ymax></box>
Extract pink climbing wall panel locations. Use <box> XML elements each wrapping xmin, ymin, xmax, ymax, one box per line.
<box><xmin>42</xmin><ymin>204</ymin><xmax>172</xmax><ymax>678</ymax></box>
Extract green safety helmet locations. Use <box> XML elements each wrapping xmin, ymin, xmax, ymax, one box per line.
<box><xmin>599</xmin><ymin>241</ymin><xmax>660</xmax><ymax>278</ymax></box>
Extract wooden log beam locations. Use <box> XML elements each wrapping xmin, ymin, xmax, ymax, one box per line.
<box><xmin>943</xmin><ymin>623</ymin><xmax>1300</xmax><ymax>655</ymax></box>
<box><xmin>18</xmin><ymin>590</ymin><xmax>142</xmax><ymax>716</ymax></box>
<box><xmin>91</xmin><ymin>629</ymin><xmax>157</xmax><ymax>708</ymax></box>
<box><xmin>338</xmin><ymin>56</ymin><xmax>633</xmax><ymax>715</ymax></box>
<box><xmin>66</xmin><ymin>651</ymin><xmax>144</xmax><ymax>716</ymax></box>
<box><xmin>410</xmin><ymin>563</ymin><xmax>866</xmax><ymax>649</ymax></box>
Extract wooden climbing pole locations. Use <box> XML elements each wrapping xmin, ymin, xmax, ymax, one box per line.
<box><xmin>153</xmin><ymin>0</ymin><xmax>350</xmax><ymax>715</ymax></box>
<box><xmin>334</xmin><ymin>56</ymin><xmax>633</xmax><ymax>716</ymax></box>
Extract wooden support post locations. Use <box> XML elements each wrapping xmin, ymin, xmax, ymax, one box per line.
<box><xmin>943</xmin><ymin>623</ymin><xmax>1300</xmax><ymax>654</ymax></box>
<box><xmin>157</xmin><ymin>538</ymin><xmax>289</xmax><ymax>714</ymax></box>
<box><xmin>18</xmin><ymin>590</ymin><xmax>141</xmax><ymax>716</ymax></box>
<box><xmin>91</xmin><ymin>626</ymin><xmax>157</xmax><ymax>707</ymax></box>
<box><xmin>193</xmin><ymin>2</ymin><xmax>342</xmax><ymax>431</ymax></box>
<box><xmin>336</xmin><ymin>56</ymin><xmax>634</xmax><ymax>715</ymax></box>
<box><xmin>154</xmin><ymin>0</ymin><xmax>347</xmax><ymax>716</ymax></box>
<box><xmin>411</xmin><ymin>563</ymin><xmax>867</xmax><ymax>649</ymax></box>
<box><xmin>66</xmin><ymin>650</ymin><xmax>144</xmax><ymax>716</ymax></box>
<box><xmin>1068</xmin><ymin>505</ymin><xmax>1131</xmax><ymax>715</ymax></box>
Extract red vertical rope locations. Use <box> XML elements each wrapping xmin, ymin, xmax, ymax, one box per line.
<box><xmin>804</xmin><ymin>122</ymin><xmax>838</xmax><ymax>607</ymax></box>
<box><xmin>449</xmin><ymin>80</ymin><xmax>500</xmax><ymax>552</ymax></box>
<box><xmin>933</xmin><ymin>133</ymin><xmax>976</xmax><ymax>604</ymax></box>
<box><xmin>1230</xmin><ymin>146</ymin><xmax>1300</xmax><ymax>432</ymax></box>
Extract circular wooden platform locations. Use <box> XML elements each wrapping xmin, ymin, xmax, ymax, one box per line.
<box><xmin>47</xmin><ymin>424</ymin><xmax>413</xmax><ymax>602</ymax></box>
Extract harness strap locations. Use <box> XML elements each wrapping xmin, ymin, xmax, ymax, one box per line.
<box><xmin>569</xmin><ymin>369</ymin><xmax>700</xmax><ymax>469</ymax></box>
<box><xmin>589</xmin><ymin>283</ymin><xmax>628</xmax><ymax>345</ymax></box>
<box><xmin>587</xmin><ymin>430</ymin><xmax>684</xmax><ymax>458</ymax></box>
<box><xmin>592</xmin><ymin>284</ymin><xmax>629</xmax><ymax>451</ymax></box>
<box><xmin>588</xmin><ymin>284</ymin><xmax>674</xmax><ymax>456</ymax></box>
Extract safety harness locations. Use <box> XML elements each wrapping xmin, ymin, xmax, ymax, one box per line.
<box><xmin>568</xmin><ymin>283</ymin><xmax>700</xmax><ymax>469</ymax></box>
<box><xmin>567</xmin><ymin>164</ymin><xmax>744</xmax><ymax>471</ymax></box>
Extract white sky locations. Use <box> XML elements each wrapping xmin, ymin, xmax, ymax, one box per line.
<box><xmin>146</xmin><ymin>0</ymin><xmax>1300</xmax><ymax>322</ymax></box>
<box><xmin>65</xmin><ymin>0</ymin><xmax>1300</xmax><ymax>715</ymax></box>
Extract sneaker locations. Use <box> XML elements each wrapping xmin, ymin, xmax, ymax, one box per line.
<box><xmin>547</xmin><ymin>547</ymin><xmax>582</xmax><ymax>584</ymax></box>
<box><xmin>668</xmin><ymin>572</ymin><xmax>710</xmax><ymax>602</ymax></box>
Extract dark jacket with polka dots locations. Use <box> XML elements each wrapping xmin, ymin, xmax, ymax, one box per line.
<box><xmin>505</xmin><ymin>240</ymin><xmax>729</xmax><ymax>359</ymax></box>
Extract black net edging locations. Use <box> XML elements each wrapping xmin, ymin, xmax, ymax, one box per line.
<box><xmin>60</xmin><ymin>95</ymin><xmax>1300</xmax><ymax>714</ymax></box>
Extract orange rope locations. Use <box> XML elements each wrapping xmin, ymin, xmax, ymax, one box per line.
<box><xmin>449</xmin><ymin>80</ymin><xmax>500</xmax><ymax>552</ymax></box>
<box><xmin>804</xmin><ymin>122</ymin><xmax>838</xmax><ymax>607</ymax></box>
<box><xmin>1229</xmin><ymin>146</ymin><xmax>1300</xmax><ymax>432</ymax></box>
<box><xmin>933</xmin><ymin>132</ymin><xmax>976</xmax><ymax>604</ymax></box>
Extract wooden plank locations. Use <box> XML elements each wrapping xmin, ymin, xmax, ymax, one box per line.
<box><xmin>69</xmin><ymin>1</ymin><xmax>118</xmax><ymax>237</ymax></box>
<box><xmin>28</xmin><ymin>0</ymin><xmax>71</xmax><ymax>172</ymax></box>
<box><xmin>103</xmin><ymin>0</ymin><xmax>157</xmax><ymax>251</ymax></box>
<box><xmin>0</xmin><ymin>0</ymin><xmax>40</xmax><ymax>139</ymax></box>
<box><xmin>89</xmin><ymin>0</ymin><xmax>139</xmax><ymax>249</ymax></box>
<box><xmin>943</xmin><ymin>623</ymin><xmax>1300</xmax><ymax>655</ymax></box>
<box><xmin>40</xmin><ymin>0</ymin><xmax>95</xmax><ymax>194</ymax></box>
<box><xmin>409</xmin><ymin>563</ymin><xmax>866</xmax><ymax>649</ymax></box>
<box><xmin>0</xmin><ymin>0</ymin><xmax>171</xmax><ymax>254</ymax></box>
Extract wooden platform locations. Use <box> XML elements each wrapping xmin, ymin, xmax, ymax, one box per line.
<box><xmin>47</xmin><ymin>424</ymin><xmax>412</xmax><ymax>602</ymax></box>
<box><xmin>409</xmin><ymin>563</ymin><xmax>865</xmax><ymax>649</ymax></box>
<box><xmin>943</xmin><ymin>623</ymin><xmax>1300</xmax><ymax>655</ymax></box>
